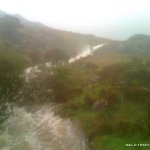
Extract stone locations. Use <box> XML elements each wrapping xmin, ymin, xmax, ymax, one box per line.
<box><xmin>92</xmin><ymin>98</ymin><xmax>108</xmax><ymax>111</ymax></box>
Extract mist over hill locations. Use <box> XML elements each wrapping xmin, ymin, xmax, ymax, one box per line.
<box><xmin>76</xmin><ymin>34</ymin><xmax>150</xmax><ymax>68</ymax></box>
<box><xmin>94</xmin><ymin>34</ymin><xmax>150</xmax><ymax>54</ymax></box>
<box><xmin>0</xmin><ymin>10</ymin><xmax>110</xmax><ymax>64</ymax></box>
<box><xmin>1</xmin><ymin>10</ymin><xmax>150</xmax><ymax>66</ymax></box>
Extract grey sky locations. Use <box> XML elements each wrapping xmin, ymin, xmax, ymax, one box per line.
<box><xmin>0</xmin><ymin>0</ymin><xmax>150</xmax><ymax>40</ymax></box>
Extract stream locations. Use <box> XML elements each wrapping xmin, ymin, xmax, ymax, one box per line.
<box><xmin>0</xmin><ymin>44</ymin><xmax>105</xmax><ymax>150</ymax></box>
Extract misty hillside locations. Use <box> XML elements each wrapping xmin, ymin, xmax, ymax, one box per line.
<box><xmin>80</xmin><ymin>34</ymin><xmax>150</xmax><ymax>67</ymax></box>
<box><xmin>0</xmin><ymin>10</ymin><xmax>110</xmax><ymax>64</ymax></box>
<box><xmin>96</xmin><ymin>34</ymin><xmax>150</xmax><ymax>54</ymax></box>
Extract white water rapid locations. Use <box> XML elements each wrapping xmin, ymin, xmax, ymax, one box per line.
<box><xmin>0</xmin><ymin>105</ymin><xmax>89</xmax><ymax>150</ymax></box>
<box><xmin>69</xmin><ymin>44</ymin><xmax>105</xmax><ymax>63</ymax></box>
<box><xmin>25</xmin><ymin>44</ymin><xmax>105</xmax><ymax>80</ymax></box>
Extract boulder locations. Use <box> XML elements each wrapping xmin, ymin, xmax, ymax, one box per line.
<box><xmin>92</xmin><ymin>98</ymin><xmax>108</xmax><ymax>111</ymax></box>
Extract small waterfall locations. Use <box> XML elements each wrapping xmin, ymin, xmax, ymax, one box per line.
<box><xmin>0</xmin><ymin>105</ymin><xmax>89</xmax><ymax>150</ymax></box>
<box><xmin>69</xmin><ymin>44</ymin><xmax>105</xmax><ymax>63</ymax></box>
<box><xmin>25</xmin><ymin>44</ymin><xmax>106</xmax><ymax>78</ymax></box>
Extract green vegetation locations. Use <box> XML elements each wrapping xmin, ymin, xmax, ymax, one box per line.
<box><xmin>61</xmin><ymin>60</ymin><xmax>150</xmax><ymax>150</ymax></box>
<box><xmin>22</xmin><ymin>57</ymin><xmax>150</xmax><ymax>150</ymax></box>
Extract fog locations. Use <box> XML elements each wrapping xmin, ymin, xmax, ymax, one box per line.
<box><xmin>0</xmin><ymin>0</ymin><xmax>150</xmax><ymax>40</ymax></box>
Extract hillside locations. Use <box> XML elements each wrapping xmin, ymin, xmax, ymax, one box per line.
<box><xmin>0</xmin><ymin>10</ymin><xmax>110</xmax><ymax>64</ymax></box>
<box><xmin>79</xmin><ymin>34</ymin><xmax>150</xmax><ymax>67</ymax></box>
<box><xmin>95</xmin><ymin>34</ymin><xmax>150</xmax><ymax>54</ymax></box>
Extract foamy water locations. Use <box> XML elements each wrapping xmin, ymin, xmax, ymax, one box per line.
<box><xmin>0</xmin><ymin>105</ymin><xmax>88</xmax><ymax>150</ymax></box>
<box><xmin>69</xmin><ymin>44</ymin><xmax>105</xmax><ymax>63</ymax></box>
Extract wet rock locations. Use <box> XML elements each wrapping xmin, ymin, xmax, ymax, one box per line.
<box><xmin>92</xmin><ymin>99</ymin><xmax>108</xmax><ymax>111</ymax></box>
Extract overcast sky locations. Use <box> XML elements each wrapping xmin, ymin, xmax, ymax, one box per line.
<box><xmin>0</xmin><ymin>0</ymin><xmax>150</xmax><ymax>40</ymax></box>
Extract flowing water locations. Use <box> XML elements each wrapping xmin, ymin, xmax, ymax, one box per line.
<box><xmin>25</xmin><ymin>44</ymin><xmax>106</xmax><ymax>77</ymax></box>
<box><xmin>0</xmin><ymin>105</ymin><xmax>89</xmax><ymax>150</ymax></box>
<box><xmin>0</xmin><ymin>44</ymin><xmax>106</xmax><ymax>150</ymax></box>
<box><xmin>68</xmin><ymin>44</ymin><xmax>105</xmax><ymax>63</ymax></box>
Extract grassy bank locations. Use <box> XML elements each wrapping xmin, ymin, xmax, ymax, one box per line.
<box><xmin>56</xmin><ymin>58</ymin><xmax>150</xmax><ymax>150</ymax></box>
